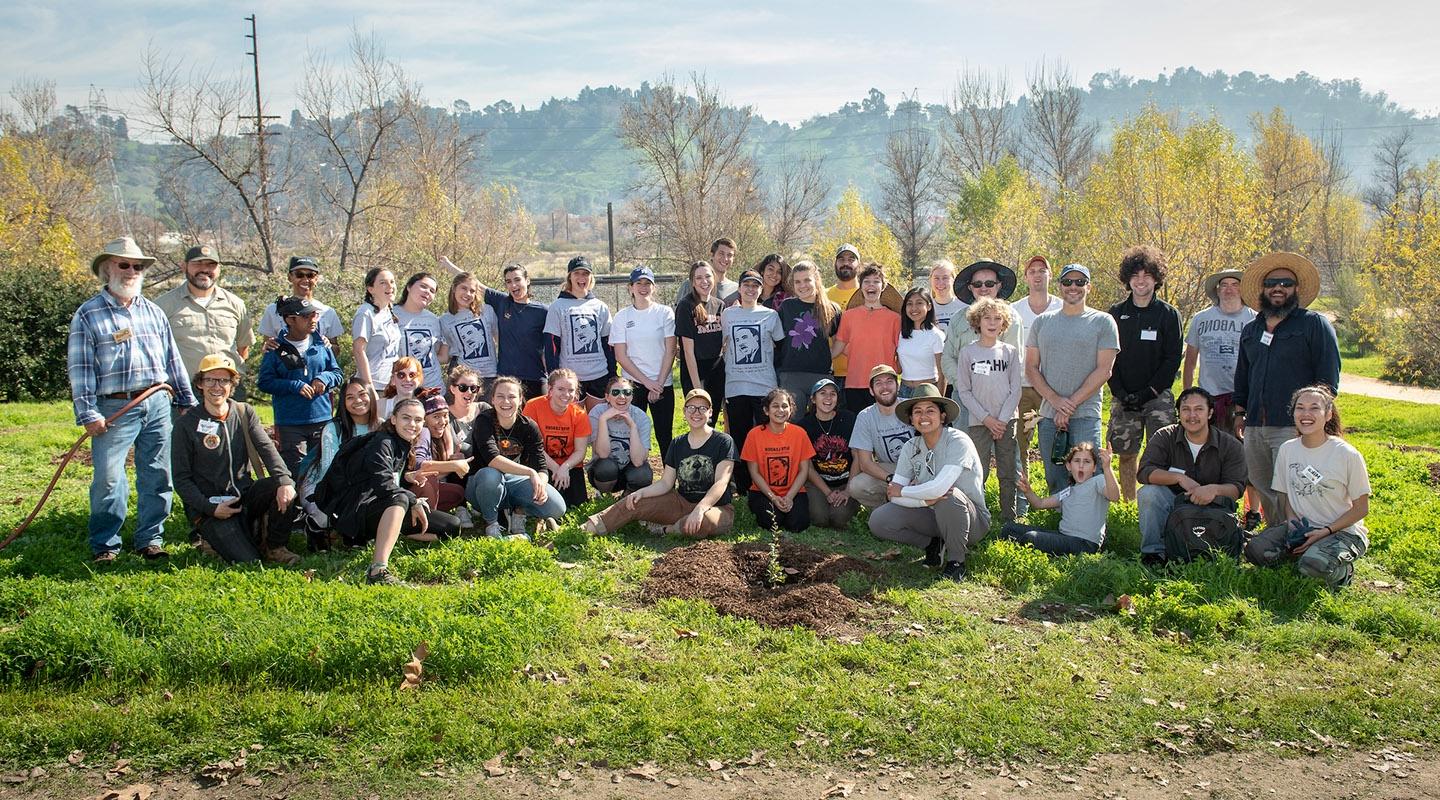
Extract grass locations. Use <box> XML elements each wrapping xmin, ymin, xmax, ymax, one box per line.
<box><xmin>1</xmin><ymin>395</ymin><xmax>1439</xmax><ymax>777</ymax></box>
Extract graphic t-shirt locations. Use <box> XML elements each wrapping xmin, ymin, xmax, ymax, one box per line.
<box><xmin>674</xmin><ymin>295</ymin><xmax>725</xmax><ymax>361</ymax></box>
<box><xmin>933</xmin><ymin>297</ymin><xmax>966</xmax><ymax>331</ymax></box>
<box><xmin>1273</xmin><ymin>436</ymin><xmax>1371</xmax><ymax>543</ymax></box>
<box><xmin>441</xmin><ymin>306</ymin><xmax>500</xmax><ymax>378</ymax></box>
<box><xmin>851</xmin><ymin>404</ymin><xmax>915</xmax><ymax>465</ymax></box>
<box><xmin>611</xmin><ymin>303</ymin><xmax>676</xmax><ymax>384</ymax></box>
<box><xmin>835</xmin><ymin>306</ymin><xmax>901</xmax><ymax>389</ymax></box>
<box><xmin>665</xmin><ymin>430</ymin><xmax>736</xmax><ymax>505</ymax></box>
<box><xmin>778</xmin><ymin>297</ymin><xmax>842</xmax><ymax>375</ymax></box>
<box><xmin>798</xmin><ymin>410</ymin><xmax>857</xmax><ymax>489</ymax></box>
<box><xmin>955</xmin><ymin>341</ymin><xmax>1022</xmax><ymax>423</ymax></box>
<box><xmin>740</xmin><ymin>423</ymin><xmax>817</xmax><ymax>495</ymax></box>
<box><xmin>544</xmin><ymin>294</ymin><xmax>613</xmax><ymax>381</ymax></box>
<box><xmin>351</xmin><ymin>304</ymin><xmax>403</xmax><ymax>390</ymax></box>
<box><xmin>721</xmin><ymin>304</ymin><xmax>785</xmax><ymax>398</ymax></box>
<box><xmin>1185</xmin><ymin>305</ymin><xmax>1257</xmax><ymax>396</ymax></box>
<box><xmin>587</xmin><ymin>403</ymin><xmax>653</xmax><ymax>466</ymax></box>
<box><xmin>523</xmin><ymin>396</ymin><xmax>592</xmax><ymax>462</ymax></box>
<box><xmin>394</xmin><ymin>307</ymin><xmax>444</xmax><ymax>388</ymax></box>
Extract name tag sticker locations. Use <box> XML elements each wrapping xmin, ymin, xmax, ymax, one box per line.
<box><xmin>1053</xmin><ymin>486</ymin><xmax>1072</xmax><ymax>501</ymax></box>
<box><xmin>196</xmin><ymin>419</ymin><xmax>219</xmax><ymax>435</ymax></box>
<box><xmin>112</xmin><ymin>328</ymin><xmax>132</xmax><ymax>344</ymax></box>
<box><xmin>1300</xmin><ymin>465</ymin><xmax>1324</xmax><ymax>485</ymax></box>
<box><xmin>1260</xmin><ymin>332</ymin><xmax>1274</xmax><ymax>346</ymax></box>
<box><xmin>972</xmin><ymin>362</ymin><xmax>993</xmax><ymax>375</ymax></box>
<box><xmin>1167</xmin><ymin>466</ymin><xmax>1188</xmax><ymax>474</ymax></box>
<box><xmin>1140</xmin><ymin>329</ymin><xmax>1158</xmax><ymax>341</ymax></box>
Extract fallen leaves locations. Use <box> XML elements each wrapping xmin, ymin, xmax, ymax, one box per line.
<box><xmin>399</xmin><ymin>641</ymin><xmax>429</xmax><ymax>691</ymax></box>
<box><xmin>94</xmin><ymin>785</ymin><xmax>154</xmax><ymax>800</ymax></box>
<box><xmin>482</xmin><ymin>754</ymin><xmax>508</xmax><ymax>777</ymax></box>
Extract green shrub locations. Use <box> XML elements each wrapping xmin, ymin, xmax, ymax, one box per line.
<box><xmin>0</xmin><ymin>266</ymin><xmax>96</xmax><ymax>401</ymax></box>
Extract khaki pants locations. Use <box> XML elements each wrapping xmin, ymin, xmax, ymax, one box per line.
<box><xmin>807</xmin><ymin>488</ymin><xmax>861</xmax><ymax>529</ymax></box>
<box><xmin>968</xmin><ymin>419</ymin><xmax>1019</xmax><ymax>522</ymax></box>
<box><xmin>868</xmin><ymin>491</ymin><xmax>988</xmax><ymax>564</ymax></box>
<box><xmin>849</xmin><ymin>467</ymin><xmax>895</xmax><ymax>510</ymax></box>
<box><xmin>588</xmin><ymin>492</ymin><xmax>734</xmax><ymax>539</ymax></box>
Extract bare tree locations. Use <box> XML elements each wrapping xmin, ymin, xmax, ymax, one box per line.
<box><xmin>879</xmin><ymin>105</ymin><xmax>942</xmax><ymax>277</ymax></box>
<box><xmin>765</xmin><ymin>154</ymin><xmax>831</xmax><ymax>254</ymax></box>
<box><xmin>1363</xmin><ymin>128</ymin><xmax>1415</xmax><ymax>224</ymax></box>
<box><xmin>1021</xmin><ymin>60</ymin><xmax>1097</xmax><ymax>194</ymax></box>
<box><xmin>619</xmin><ymin>73</ymin><xmax>760</xmax><ymax>266</ymax></box>
<box><xmin>941</xmin><ymin>67</ymin><xmax>1013</xmax><ymax>185</ymax></box>
<box><xmin>297</xmin><ymin>29</ymin><xmax>415</xmax><ymax>271</ymax></box>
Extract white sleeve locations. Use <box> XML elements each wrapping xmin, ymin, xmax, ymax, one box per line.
<box><xmin>900</xmin><ymin>464</ymin><xmax>964</xmax><ymax>501</ymax></box>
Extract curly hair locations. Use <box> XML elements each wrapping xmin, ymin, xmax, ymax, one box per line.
<box><xmin>1118</xmin><ymin>245</ymin><xmax>1166</xmax><ymax>289</ymax></box>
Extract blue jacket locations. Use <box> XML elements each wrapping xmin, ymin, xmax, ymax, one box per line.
<box><xmin>258</xmin><ymin>332</ymin><xmax>343</xmax><ymax>426</ymax></box>
<box><xmin>1232</xmin><ymin>307</ymin><xmax>1340</xmax><ymax>428</ymax></box>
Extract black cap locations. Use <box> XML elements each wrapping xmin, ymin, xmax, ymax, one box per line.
<box><xmin>287</xmin><ymin>256</ymin><xmax>321</xmax><ymax>273</ymax></box>
<box><xmin>277</xmin><ymin>295</ymin><xmax>317</xmax><ymax>317</ymax></box>
<box><xmin>737</xmin><ymin>269</ymin><xmax>763</xmax><ymax>285</ymax></box>
<box><xmin>184</xmin><ymin>244</ymin><xmax>219</xmax><ymax>263</ymax></box>
<box><xmin>566</xmin><ymin>256</ymin><xmax>593</xmax><ymax>273</ymax></box>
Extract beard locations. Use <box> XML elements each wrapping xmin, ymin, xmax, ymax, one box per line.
<box><xmin>1260</xmin><ymin>291</ymin><xmax>1298</xmax><ymax>319</ymax></box>
<box><xmin>108</xmin><ymin>273</ymin><xmax>143</xmax><ymax>300</ymax></box>
<box><xmin>875</xmin><ymin>392</ymin><xmax>897</xmax><ymax>408</ymax></box>
<box><xmin>187</xmin><ymin>273</ymin><xmax>214</xmax><ymax>291</ymax></box>
<box><xmin>835</xmin><ymin>265</ymin><xmax>856</xmax><ymax>282</ymax></box>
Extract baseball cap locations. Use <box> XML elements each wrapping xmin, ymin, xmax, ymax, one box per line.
<box><xmin>288</xmin><ymin>256</ymin><xmax>321</xmax><ymax>273</ymax></box>
<box><xmin>836</xmin><ymin>243</ymin><xmax>860</xmax><ymax>259</ymax></box>
<box><xmin>1059</xmin><ymin>263</ymin><xmax>1091</xmax><ymax>280</ymax></box>
<box><xmin>184</xmin><ymin>244</ymin><xmax>219</xmax><ymax>263</ymax></box>
<box><xmin>682</xmin><ymin>388</ymin><xmax>713</xmax><ymax>408</ymax></box>
<box><xmin>738</xmin><ymin>269</ymin><xmax>763</xmax><ymax>285</ymax></box>
<box><xmin>808</xmin><ymin>377</ymin><xmax>840</xmax><ymax>397</ymax></box>
<box><xmin>277</xmin><ymin>295</ymin><xmax>318</xmax><ymax>317</ymax></box>
<box><xmin>867</xmin><ymin>364</ymin><xmax>899</xmax><ymax>386</ymax></box>
<box><xmin>628</xmin><ymin>265</ymin><xmax>656</xmax><ymax>284</ymax></box>
<box><xmin>567</xmin><ymin>256</ymin><xmax>593</xmax><ymax>273</ymax></box>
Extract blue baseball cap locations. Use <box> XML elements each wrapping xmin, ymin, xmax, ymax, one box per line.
<box><xmin>628</xmin><ymin>265</ymin><xmax>655</xmax><ymax>284</ymax></box>
<box><xmin>808</xmin><ymin>377</ymin><xmax>840</xmax><ymax>398</ymax></box>
<box><xmin>1059</xmin><ymin>263</ymin><xmax>1091</xmax><ymax>280</ymax></box>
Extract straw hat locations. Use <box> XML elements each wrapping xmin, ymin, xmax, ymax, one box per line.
<box><xmin>1240</xmin><ymin>253</ymin><xmax>1319</xmax><ymax>311</ymax></box>
<box><xmin>895</xmin><ymin>383</ymin><xmax>960</xmax><ymax>426</ymax></box>
<box><xmin>1202</xmin><ymin>269</ymin><xmax>1245</xmax><ymax>305</ymax></box>
<box><xmin>90</xmin><ymin>236</ymin><xmax>155</xmax><ymax>277</ymax></box>
<box><xmin>955</xmin><ymin>260</ymin><xmax>1017</xmax><ymax>303</ymax></box>
<box><xmin>845</xmin><ymin>283</ymin><xmax>904</xmax><ymax>313</ymax></box>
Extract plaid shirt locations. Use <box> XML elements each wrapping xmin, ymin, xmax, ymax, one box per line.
<box><xmin>68</xmin><ymin>290</ymin><xmax>197</xmax><ymax>425</ymax></box>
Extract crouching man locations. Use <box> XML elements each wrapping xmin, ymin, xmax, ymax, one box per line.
<box><xmin>173</xmin><ymin>353</ymin><xmax>301</xmax><ymax>565</ymax></box>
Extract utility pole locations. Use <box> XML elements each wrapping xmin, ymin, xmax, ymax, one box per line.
<box><xmin>88</xmin><ymin>86</ymin><xmax>131</xmax><ymax>236</ymax></box>
<box><xmin>606</xmin><ymin>202</ymin><xmax>615</xmax><ymax>272</ymax></box>
<box><xmin>239</xmin><ymin>14</ymin><xmax>280</xmax><ymax>271</ymax></box>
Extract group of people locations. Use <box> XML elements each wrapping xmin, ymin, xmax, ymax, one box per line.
<box><xmin>67</xmin><ymin>232</ymin><xmax>1367</xmax><ymax>589</ymax></box>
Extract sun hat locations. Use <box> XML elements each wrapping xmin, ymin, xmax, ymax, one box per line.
<box><xmin>90</xmin><ymin>236</ymin><xmax>155</xmax><ymax>276</ymax></box>
<box><xmin>193</xmin><ymin>353</ymin><xmax>240</xmax><ymax>385</ymax></box>
<box><xmin>184</xmin><ymin>244</ymin><xmax>219</xmax><ymax>263</ymax></box>
<box><xmin>1202</xmin><ymin>269</ymin><xmax>1245</xmax><ymax>305</ymax></box>
<box><xmin>844</xmin><ymin>280</ymin><xmax>904</xmax><ymax>313</ymax></box>
<box><xmin>895</xmin><ymin>382</ymin><xmax>961</xmax><ymax>426</ymax></box>
<box><xmin>867</xmin><ymin>364</ymin><xmax>900</xmax><ymax>387</ymax></box>
<box><xmin>1240</xmin><ymin>252</ymin><xmax>1320</xmax><ymax>311</ymax></box>
<box><xmin>955</xmin><ymin>260</ymin><xmax>1017</xmax><ymax>303</ymax></box>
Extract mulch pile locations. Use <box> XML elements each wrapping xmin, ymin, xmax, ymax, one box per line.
<box><xmin>641</xmin><ymin>540</ymin><xmax>875</xmax><ymax>632</ymax></box>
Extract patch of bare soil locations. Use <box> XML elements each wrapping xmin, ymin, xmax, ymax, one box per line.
<box><xmin>640</xmin><ymin>540</ymin><xmax>874</xmax><ymax>633</ymax></box>
<box><xmin>3</xmin><ymin>744</ymin><xmax>1436</xmax><ymax>800</ymax></box>
<box><xmin>1428</xmin><ymin>462</ymin><xmax>1440</xmax><ymax>486</ymax></box>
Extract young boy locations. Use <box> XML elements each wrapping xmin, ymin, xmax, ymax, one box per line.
<box><xmin>953</xmin><ymin>297</ymin><xmax>1023</xmax><ymax>521</ymax></box>
<box><xmin>258</xmin><ymin>295</ymin><xmax>344</xmax><ymax>474</ymax></box>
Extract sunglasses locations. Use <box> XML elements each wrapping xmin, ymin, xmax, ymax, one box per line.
<box><xmin>969</xmin><ymin>280</ymin><xmax>1000</xmax><ymax>288</ymax></box>
<box><xmin>609</xmin><ymin>388</ymin><xmax>633</xmax><ymax>397</ymax></box>
<box><xmin>1059</xmin><ymin>278</ymin><xmax>1089</xmax><ymax>287</ymax></box>
<box><xmin>453</xmin><ymin>383</ymin><xmax>480</xmax><ymax>393</ymax></box>
<box><xmin>112</xmin><ymin>261</ymin><xmax>148</xmax><ymax>272</ymax></box>
<box><xmin>683</xmin><ymin>404</ymin><xmax>710</xmax><ymax>414</ymax></box>
<box><xmin>1262</xmin><ymin>277</ymin><xmax>1297</xmax><ymax>288</ymax></box>
<box><xmin>292</xmin><ymin>271</ymin><xmax>319</xmax><ymax>280</ymax></box>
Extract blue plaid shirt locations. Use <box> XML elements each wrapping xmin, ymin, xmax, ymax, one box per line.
<box><xmin>68</xmin><ymin>290</ymin><xmax>197</xmax><ymax>425</ymax></box>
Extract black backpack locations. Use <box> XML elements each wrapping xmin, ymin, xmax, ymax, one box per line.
<box><xmin>310</xmin><ymin>430</ymin><xmax>380</xmax><ymax>518</ymax></box>
<box><xmin>1162</xmin><ymin>498</ymin><xmax>1243</xmax><ymax>562</ymax></box>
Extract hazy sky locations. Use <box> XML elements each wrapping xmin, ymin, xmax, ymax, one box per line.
<box><xmin>3</xmin><ymin>1</ymin><xmax>1437</xmax><ymax>126</ymax></box>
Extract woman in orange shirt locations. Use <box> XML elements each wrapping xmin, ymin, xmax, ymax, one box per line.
<box><xmin>741</xmin><ymin>388</ymin><xmax>816</xmax><ymax>532</ymax></box>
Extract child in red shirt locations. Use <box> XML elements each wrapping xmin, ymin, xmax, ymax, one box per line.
<box><xmin>742</xmin><ymin>388</ymin><xmax>816</xmax><ymax>532</ymax></box>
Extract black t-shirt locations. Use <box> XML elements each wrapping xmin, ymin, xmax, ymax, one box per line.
<box><xmin>664</xmin><ymin>429</ymin><xmax>736</xmax><ymax>505</ymax></box>
<box><xmin>471</xmin><ymin>408</ymin><xmax>546</xmax><ymax>473</ymax></box>
<box><xmin>675</xmin><ymin>295</ymin><xmax>725</xmax><ymax>361</ymax></box>
<box><xmin>778</xmin><ymin>297</ymin><xmax>842</xmax><ymax>374</ymax></box>
<box><xmin>798</xmin><ymin>410</ymin><xmax>857</xmax><ymax>489</ymax></box>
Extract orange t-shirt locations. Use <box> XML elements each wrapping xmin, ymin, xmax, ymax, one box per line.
<box><xmin>740</xmin><ymin>422</ymin><xmax>817</xmax><ymax>495</ymax></box>
<box><xmin>835</xmin><ymin>306</ymin><xmax>900</xmax><ymax>389</ymax></box>
<box><xmin>523</xmin><ymin>397</ymin><xmax>593</xmax><ymax>462</ymax></box>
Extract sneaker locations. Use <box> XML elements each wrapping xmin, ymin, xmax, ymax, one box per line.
<box><xmin>137</xmin><ymin>544</ymin><xmax>169</xmax><ymax>560</ymax></box>
<box><xmin>304</xmin><ymin>514</ymin><xmax>331</xmax><ymax>552</ymax></box>
<box><xmin>1140</xmin><ymin>553</ymin><xmax>1167</xmax><ymax>568</ymax></box>
<box><xmin>92</xmin><ymin>550</ymin><xmax>118</xmax><ymax>564</ymax></box>
<box><xmin>508</xmin><ymin>513</ymin><xmax>528</xmax><ymax>538</ymax></box>
<box><xmin>455</xmin><ymin>507</ymin><xmax>474</xmax><ymax>529</ymax></box>
<box><xmin>266</xmin><ymin>546</ymin><xmax>302</xmax><ymax>566</ymax></box>
<box><xmin>484</xmin><ymin>520</ymin><xmax>504</xmax><ymax>539</ymax></box>
<box><xmin>941</xmin><ymin>560</ymin><xmax>967</xmax><ymax>582</ymax></box>
<box><xmin>365</xmin><ymin>565</ymin><xmax>403</xmax><ymax>586</ymax></box>
<box><xmin>922</xmin><ymin>538</ymin><xmax>944</xmax><ymax>567</ymax></box>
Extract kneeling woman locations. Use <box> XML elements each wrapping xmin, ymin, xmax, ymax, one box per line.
<box><xmin>742</xmin><ymin>388</ymin><xmax>816</xmax><ymax>533</ymax></box>
<box><xmin>587</xmin><ymin>376</ymin><xmax>655</xmax><ymax>494</ymax></box>
<box><xmin>583</xmin><ymin>389</ymin><xmax>736</xmax><ymax>538</ymax></box>
<box><xmin>1244</xmin><ymin>385</ymin><xmax>1370</xmax><ymax>590</ymax></box>
<box><xmin>466</xmin><ymin>376</ymin><xmax>567</xmax><ymax>539</ymax></box>
<box><xmin>868</xmin><ymin>384</ymin><xmax>990</xmax><ymax>581</ymax></box>
<box><xmin>327</xmin><ymin>396</ymin><xmax>461</xmax><ymax>585</ymax></box>
<box><xmin>1003</xmin><ymin>442</ymin><xmax>1118</xmax><ymax>555</ymax></box>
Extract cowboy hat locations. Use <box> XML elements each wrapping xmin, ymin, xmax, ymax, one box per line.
<box><xmin>1240</xmin><ymin>252</ymin><xmax>1320</xmax><ymax>311</ymax></box>
<box><xmin>845</xmin><ymin>282</ymin><xmax>904</xmax><ymax>313</ymax></box>
<box><xmin>895</xmin><ymin>382</ymin><xmax>960</xmax><ymax>426</ymax></box>
<box><xmin>955</xmin><ymin>260</ymin><xmax>1017</xmax><ymax>304</ymax></box>
<box><xmin>1202</xmin><ymin>269</ymin><xmax>1245</xmax><ymax>305</ymax></box>
<box><xmin>90</xmin><ymin>236</ymin><xmax>155</xmax><ymax>277</ymax></box>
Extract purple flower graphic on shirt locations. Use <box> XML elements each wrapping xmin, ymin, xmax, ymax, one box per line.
<box><xmin>788</xmin><ymin>311</ymin><xmax>820</xmax><ymax>349</ymax></box>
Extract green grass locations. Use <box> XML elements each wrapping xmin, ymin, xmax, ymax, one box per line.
<box><xmin>1</xmin><ymin>396</ymin><xmax>1439</xmax><ymax>776</ymax></box>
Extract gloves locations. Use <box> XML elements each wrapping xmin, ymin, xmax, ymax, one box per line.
<box><xmin>1284</xmin><ymin>517</ymin><xmax>1318</xmax><ymax>549</ymax></box>
<box><xmin>1121</xmin><ymin>392</ymin><xmax>1148</xmax><ymax>412</ymax></box>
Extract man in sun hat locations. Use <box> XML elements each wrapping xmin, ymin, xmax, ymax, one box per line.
<box><xmin>154</xmin><ymin>243</ymin><xmax>254</xmax><ymax>397</ymax></box>
<box><xmin>68</xmin><ymin>236</ymin><xmax>197</xmax><ymax>563</ymax></box>
<box><xmin>1183</xmin><ymin>268</ymin><xmax>1254</xmax><ymax>435</ymax></box>
<box><xmin>1232</xmin><ymin>252</ymin><xmax>1340</xmax><ymax>527</ymax></box>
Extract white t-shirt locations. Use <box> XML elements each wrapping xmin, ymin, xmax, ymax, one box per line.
<box><xmin>933</xmin><ymin>298</ymin><xmax>966</xmax><ymax>331</ymax></box>
<box><xmin>259</xmin><ymin>298</ymin><xmax>345</xmax><ymax>340</ymax></box>
<box><xmin>351</xmin><ymin>304</ymin><xmax>403</xmax><ymax>390</ymax></box>
<box><xmin>610</xmin><ymin>303</ymin><xmax>676</xmax><ymax>385</ymax></box>
<box><xmin>1010</xmin><ymin>294</ymin><xmax>1062</xmax><ymax>388</ymax></box>
<box><xmin>1272</xmin><ymin>436</ymin><xmax>1371</xmax><ymax>542</ymax></box>
<box><xmin>394</xmin><ymin>307</ymin><xmax>445</xmax><ymax>389</ymax></box>
<box><xmin>896</xmin><ymin>327</ymin><xmax>946</xmax><ymax>382</ymax></box>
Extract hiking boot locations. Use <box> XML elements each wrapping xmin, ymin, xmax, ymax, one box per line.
<box><xmin>92</xmin><ymin>550</ymin><xmax>118</xmax><ymax>564</ymax></box>
<box><xmin>941</xmin><ymin>560</ymin><xmax>966</xmax><ymax>582</ymax></box>
<box><xmin>1140</xmin><ymin>553</ymin><xmax>1167</xmax><ymax>568</ymax></box>
<box><xmin>365</xmin><ymin>565</ymin><xmax>403</xmax><ymax>586</ymax></box>
<box><xmin>266</xmin><ymin>546</ymin><xmax>302</xmax><ymax>566</ymax></box>
<box><xmin>484</xmin><ymin>520</ymin><xmax>504</xmax><ymax>539</ymax></box>
<box><xmin>137</xmin><ymin>544</ymin><xmax>169</xmax><ymax>560</ymax></box>
<box><xmin>922</xmin><ymin>538</ymin><xmax>944</xmax><ymax>567</ymax></box>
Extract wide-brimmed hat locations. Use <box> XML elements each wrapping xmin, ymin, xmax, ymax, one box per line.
<box><xmin>895</xmin><ymin>383</ymin><xmax>960</xmax><ymax>426</ymax></box>
<box><xmin>845</xmin><ymin>282</ymin><xmax>904</xmax><ymax>313</ymax></box>
<box><xmin>90</xmin><ymin>236</ymin><xmax>155</xmax><ymax>277</ymax></box>
<box><xmin>1241</xmin><ymin>252</ymin><xmax>1320</xmax><ymax>311</ymax></box>
<box><xmin>1203</xmin><ymin>269</ymin><xmax>1245</xmax><ymax>305</ymax></box>
<box><xmin>193</xmin><ymin>353</ymin><xmax>240</xmax><ymax>385</ymax></box>
<box><xmin>955</xmin><ymin>260</ymin><xmax>1017</xmax><ymax>303</ymax></box>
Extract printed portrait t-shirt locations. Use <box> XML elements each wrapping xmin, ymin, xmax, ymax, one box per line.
<box><xmin>393</xmin><ymin>307</ymin><xmax>444</xmax><ymax>388</ymax></box>
<box><xmin>740</xmin><ymin>423</ymin><xmax>817</xmax><ymax>496</ymax></box>
<box><xmin>441</xmin><ymin>306</ymin><xmax>500</xmax><ymax>378</ymax></box>
<box><xmin>665</xmin><ymin>430</ymin><xmax>737</xmax><ymax>505</ymax></box>
<box><xmin>544</xmin><ymin>294</ymin><xmax>613</xmax><ymax>381</ymax></box>
<box><xmin>523</xmin><ymin>397</ymin><xmax>592</xmax><ymax>462</ymax></box>
<box><xmin>721</xmin><ymin>304</ymin><xmax>785</xmax><ymax>398</ymax></box>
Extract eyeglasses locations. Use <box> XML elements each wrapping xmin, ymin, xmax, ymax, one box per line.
<box><xmin>1262</xmin><ymin>277</ymin><xmax>1297</xmax><ymax>289</ymax></box>
<box><xmin>198</xmin><ymin>377</ymin><xmax>232</xmax><ymax>388</ymax></box>
<box><xmin>453</xmin><ymin>384</ymin><xmax>480</xmax><ymax>393</ymax></box>
<box><xmin>395</xmin><ymin>371</ymin><xmax>419</xmax><ymax>380</ymax></box>
<box><xmin>969</xmin><ymin>280</ymin><xmax>1000</xmax><ymax>288</ymax></box>
<box><xmin>112</xmin><ymin>261</ymin><xmax>147</xmax><ymax>272</ymax></box>
<box><xmin>683</xmin><ymin>405</ymin><xmax>710</xmax><ymax>414</ymax></box>
<box><xmin>609</xmin><ymin>388</ymin><xmax>633</xmax><ymax>397</ymax></box>
<box><xmin>1059</xmin><ymin>278</ymin><xmax>1089</xmax><ymax>287</ymax></box>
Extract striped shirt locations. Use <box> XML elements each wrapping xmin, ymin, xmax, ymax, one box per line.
<box><xmin>68</xmin><ymin>290</ymin><xmax>197</xmax><ymax>425</ymax></box>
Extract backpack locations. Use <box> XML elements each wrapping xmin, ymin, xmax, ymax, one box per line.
<box><xmin>1162</xmin><ymin>498</ymin><xmax>1243</xmax><ymax>562</ymax></box>
<box><xmin>310</xmin><ymin>430</ymin><xmax>380</xmax><ymax>518</ymax></box>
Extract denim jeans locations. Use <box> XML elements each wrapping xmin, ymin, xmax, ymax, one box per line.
<box><xmin>466</xmin><ymin>467</ymin><xmax>567</xmax><ymax>523</ymax></box>
<box><xmin>89</xmin><ymin>392</ymin><xmax>174</xmax><ymax>555</ymax></box>
<box><xmin>1000</xmin><ymin>521</ymin><xmax>1101</xmax><ymax>555</ymax></box>
<box><xmin>1036</xmin><ymin>415</ymin><xmax>1102</xmax><ymax>493</ymax></box>
<box><xmin>1136</xmin><ymin>483</ymin><xmax>1177</xmax><ymax>555</ymax></box>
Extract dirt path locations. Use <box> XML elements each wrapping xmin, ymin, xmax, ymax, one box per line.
<box><xmin>4</xmin><ymin>744</ymin><xmax>1435</xmax><ymax>800</ymax></box>
<box><xmin>1343</xmin><ymin>373</ymin><xmax>1440</xmax><ymax>405</ymax></box>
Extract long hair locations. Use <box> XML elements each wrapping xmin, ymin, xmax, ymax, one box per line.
<box><xmin>363</xmin><ymin>268</ymin><xmax>392</xmax><ymax>310</ymax></box>
<box><xmin>755</xmin><ymin>253</ymin><xmax>790</xmax><ymax>297</ymax></box>
<box><xmin>383</xmin><ymin>356</ymin><xmax>424</xmax><ymax>398</ymax></box>
<box><xmin>763</xmin><ymin>387</ymin><xmax>794</xmax><ymax>422</ymax></box>
<box><xmin>398</xmin><ymin>272</ymin><xmax>436</xmax><ymax>307</ymax></box>
<box><xmin>492</xmin><ymin>375</ymin><xmax>526</xmax><ymax>405</ymax></box>
<box><xmin>383</xmin><ymin>396</ymin><xmax>425</xmax><ymax>469</ymax></box>
<box><xmin>447</xmin><ymin>272</ymin><xmax>480</xmax><ymax>314</ymax></box>
<box><xmin>1290</xmin><ymin>384</ymin><xmax>1344</xmax><ymax>437</ymax></box>
<box><xmin>789</xmin><ymin>260</ymin><xmax>835</xmax><ymax>333</ymax></box>
<box><xmin>447</xmin><ymin>363</ymin><xmax>479</xmax><ymax>391</ymax></box>
<box><xmin>417</xmin><ymin>387</ymin><xmax>454</xmax><ymax>460</ymax></box>
<box><xmin>900</xmin><ymin>287</ymin><xmax>936</xmax><ymax>338</ymax></box>
<box><xmin>688</xmin><ymin>260</ymin><xmax>716</xmax><ymax>326</ymax></box>
<box><xmin>335</xmin><ymin>376</ymin><xmax>380</xmax><ymax>441</ymax></box>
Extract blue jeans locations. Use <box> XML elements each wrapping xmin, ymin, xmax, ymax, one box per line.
<box><xmin>89</xmin><ymin>392</ymin><xmax>174</xmax><ymax>555</ymax></box>
<box><xmin>1136</xmin><ymin>483</ymin><xmax>1177</xmax><ymax>555</ymax></box>
<box><xmin>1036</xmin><ymin>415</ymin><xmax>1102</xmax><ymax>493</ymax></box>
<box><xmin>466</xmin><ymin>467</ymin><xmax>567</xmax><ymax>523</ymax></box>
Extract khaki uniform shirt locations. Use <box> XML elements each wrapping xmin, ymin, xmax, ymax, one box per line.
<box><xmin>154</xmin><ymin>284</ymin><xmax>254</xmax><ymax>377</ymax></box>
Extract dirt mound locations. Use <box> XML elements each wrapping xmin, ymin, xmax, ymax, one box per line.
<box><xmin>641</xmin><ymin>540</ymin><xmax>875</xmax><ymax>631</ymax></box>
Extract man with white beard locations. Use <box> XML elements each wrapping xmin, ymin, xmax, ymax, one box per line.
<box><xmin>68</xmin><ymin>237</ymin><xmax>196</xmax><ymax>563</ymax></box>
